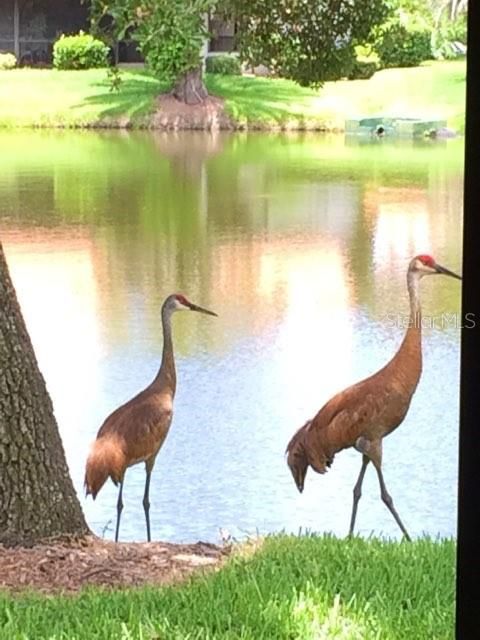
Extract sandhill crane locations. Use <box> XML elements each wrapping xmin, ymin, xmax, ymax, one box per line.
<box><xmin>286</xmin><ymin>255</ymin><xmax>461</xmax><ymax>541</ymax></box>
<box><xmin>84</xmin><ymin>293</ymin><xmax>217</xmax><ymax>542</ymax></box>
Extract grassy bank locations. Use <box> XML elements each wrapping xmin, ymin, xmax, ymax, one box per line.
<box><xmin>0</xmin><ymin>534</ymin><xmax>455</xmax><ymax>639</ymax></box>
<box><xmin>0</xmin><ymin>60</ymin><xmax>465</xmax><ymax>131</ymax></box>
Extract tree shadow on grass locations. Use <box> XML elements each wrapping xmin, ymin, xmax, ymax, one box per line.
<box><xmin>207</xmin><ymin>75</ymin><xmax>322</xmax><ymax>126</ymax></box>
<box><xmin>72</xmin><ymin>71</ymin><xmax>169</xmax><ymax>122</ymax></box>
<box><xmin>72</xmin><ymin>71</ymin><xmax>322</xmax><ymax>127</ymax></box>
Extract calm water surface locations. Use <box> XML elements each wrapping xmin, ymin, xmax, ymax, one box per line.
<box><xmin>0</xmin><ymin>131</ymin><xmax>463</xmax><ymax>542</ymax></box>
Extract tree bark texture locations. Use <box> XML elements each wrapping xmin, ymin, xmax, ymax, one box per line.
<box><xmin>172</xmin><ymin>65</ymin><xmax>209</xmax><ymax>105</ymax></box>
<box><xmin>0</xmin><ymin>242</ymin><xmax>88</xmax><ymax>546</ymax></box>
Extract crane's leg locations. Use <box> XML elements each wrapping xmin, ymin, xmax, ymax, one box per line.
<box><xmin>114</xmin><ymin>476</ymin><xmax>125</xmax><ymax>543</ymax></box>
<box><xmin>354</xmin><ymin>436</ymin><xmax>411</xmax><ymax>541</ymax></box>
<box><xmin>373</xmin><ymin>462</ymin><xmax>412</xmax><ymax>542</ymax></box>
<box><xmin>143</xmin><ymin>459</ymin><xmax>154</xmax><ymax>542</ymax></box>
<box><xmin>348</xmin><ymin>454</ymin><xmax>370</xmax><ymax>537</ymax></box>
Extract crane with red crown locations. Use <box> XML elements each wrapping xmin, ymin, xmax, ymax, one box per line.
<box><xmin>286</xmin><ymin>255</ymin><xmax>461</xmax><ymax>540</ymax></box>
<box><xmin>84</xmin><ymin>293</ymin><xmax>217</xmax><ymax>542</ymax></box>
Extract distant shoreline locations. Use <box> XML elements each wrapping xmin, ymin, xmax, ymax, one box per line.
<box><xmin>0</xmin><ymin>60</ymin><xmax>465</xmax><ymax>133</ymax></box>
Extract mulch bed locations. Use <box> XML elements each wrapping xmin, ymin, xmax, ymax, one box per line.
<box><xmin>0</xmin><ymin>535</ymin><xmax>230</xmax><ymax>594</ymax></box>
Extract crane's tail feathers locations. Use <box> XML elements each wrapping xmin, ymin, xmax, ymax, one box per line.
<box><xmin>84</xmin><ymin>436</ymin><xmax>126</xmax><ymax>499</ymax></box>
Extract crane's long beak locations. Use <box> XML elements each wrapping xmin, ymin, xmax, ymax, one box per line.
<box><xmin>435</xmin><ymin>263</ymin><xmax>462</xmax><ymax>280</ymax></box>
<box><xmin>189</xmin><ymin>302</ymin><xmax>218</xmax><ymax>316</ymax></box>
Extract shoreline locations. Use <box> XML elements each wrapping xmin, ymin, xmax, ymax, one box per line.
<box><xmin>0</xmin><ymin>61</ymin><xmax>465</xmax><ymax>133</ymax></box>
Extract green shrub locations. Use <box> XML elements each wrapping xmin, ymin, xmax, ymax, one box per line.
<box><xmin>439</xmin><ymin>13</ymin><xmax>467</xmax><ymax>45</ymax></box>
<box><xmin>206</xmin><ymin>54</ymin><xmax>241</xmax><ymax>75</ymax></box>
<box><xmin>53</xmin><ymin>31</ymin><xmax>110</xmax><ymax>70</ymax></box>
<box><xmin>348</xmin><ymin>60</ymin><xmax>378</xmax><ymax>80</ymax></box>
<box><xmin>433</xmin><ymin>13</ymin><xmax>467</xmax><ymax>59</ymax></box>
<box><xmin>376</xmin><ymin>22</ymin><xmax>432</xmax><ymax>68</ymax></box>
<box><xmin>0</xmin><ymin>53</ymin><xmax>16</xmax><ymax>70</ymax></box>
<box><xmin>434</xmin><ymin>40</ymin><xmax>465</xmax><ymax>60</ymax></box>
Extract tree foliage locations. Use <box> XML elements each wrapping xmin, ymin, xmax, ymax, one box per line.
<box><xmin>376</xmin><ymin>0</ymin><xmax>466</xmax><ymax>62</ymax></box>
<box><xmin>232</xmin><ymin>0</ymin><xmax>393</xmax><ymax>87</ymax></box>
<box><xmin>90</xmin><ymin>0</ymin><xmax>217</xmax><ymax>84</ymax></box>
<box><xmin>375</xmin><ymin>22</ymin><xmax>432</xmax><ymax>67</ymax></box>
<box><xmin>390</xmin><ymin>0</ymin><xmax>467</xmax><ymax>22</ymax></box>
<box><xmin>89</xmin><ymin>0</ymin><xmax>464</xmax><ymax>92</ymax></box>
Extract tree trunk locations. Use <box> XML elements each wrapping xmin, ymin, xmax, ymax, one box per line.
<box><xmin>172</xmin><ymin>65</ymin><xmax>209</xmax><ymax>105</ymax></box>
<box><xmin>0</xmin><ymin>242</ymin><xmax>89</xmax><ymax>546</ymax></box>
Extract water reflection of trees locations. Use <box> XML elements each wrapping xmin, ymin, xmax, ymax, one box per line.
<box><xmin>0</xmin><ymin>130</ymin><xmax>464</xmax><ymax>347</ymax></box>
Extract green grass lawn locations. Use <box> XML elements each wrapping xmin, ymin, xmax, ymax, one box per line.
<box><xmin>0</xmin><ymin>534</ymin><xmax>455</xmax><ymax>640</ymax></box>
<box><xmin>211</xmin><ymin>60</ymin><xmax>466</xmax><ymax>131</ymax></box>
<box><xmin>0</xmin><ymin>68</ymin><xmax>167</xmax><ymax>127</ymax></box>
<box><xmin>0</xmin><ymin>60</ymin><xmax>466</xmax><ymax>131</ymax></box>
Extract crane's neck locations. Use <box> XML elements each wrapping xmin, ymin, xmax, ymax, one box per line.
<box><xmin>407</xmin><ymin>270</ymin><xmax>421</xmax><ymax>318</ymax></box>
<box><xmin>152</xmin><ymin>307</ymin><xmax>177</xmax><ymax>396</ymax></box>
<box><xmin>391</xmin><ymin>269</ymin><xmax>423</xmax><ymax>385</ymax></box>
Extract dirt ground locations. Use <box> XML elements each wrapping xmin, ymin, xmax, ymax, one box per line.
<box><xmin>0</xmin><ymin>535</ymin><xmax>230</xmax><ymax>594</ymax></box>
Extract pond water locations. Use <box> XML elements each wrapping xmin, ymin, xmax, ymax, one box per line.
<box><xmin>0</xmin><ymin>130</ymin><xmax>463</xmax><ymax>543</ymax></box>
